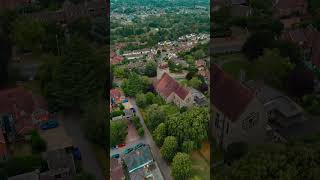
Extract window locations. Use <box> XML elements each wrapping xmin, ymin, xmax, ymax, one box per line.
<box><xmin>242</xmin><ymin>112</ymin><xmax>259</xmax><ymax>131</ymax></box>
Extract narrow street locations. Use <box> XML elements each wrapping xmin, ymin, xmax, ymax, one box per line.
<box><xmin>129</xmin><ymin>98</ymin><xmax>173</xmax><ymax>180</ymax></box>
<box><xmin>63</xmin><ymin>113</ymin><xmax>105</xmax><ymax>180</ymax></box>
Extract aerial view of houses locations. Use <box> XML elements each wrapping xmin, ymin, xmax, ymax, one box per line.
<box><xmin>0</xmin><ymin>0</ymin><xmax>108</xmax><ymax>179</ymax></box>
<box><xmin>211</xmin><ymin>0</ymin><xmax>320</xmax><ymax>179</ymax></box>
<box><xmin>110</xmin><ymin>0</ymin><xmax>210</xmax><ymax>180</ymax></box>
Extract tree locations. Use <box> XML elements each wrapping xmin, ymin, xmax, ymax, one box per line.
<box><xmin>136</xmin><ymin>93</ymin><xmax>147</xmax><ymax>108</ymax></box>
<box><xmin>110</xmin><ymin>121</ymin><xmax>127</xmax><ymax>147</ymax></box>
<box><xmin>30</xmin><ymin>130</ymin><xmax>47</xmax><ymax>154</ymax></box>
<box><xmin>166</xmin><ymin>107</ymin><xmax>209</xmax><ymax>148</ymax></box>
<box><xmin>121</xmin><ymin>73</ymin><xmax>150</xmax><ymax>97</ymax></box>
<box><xmin>182</xmin><ymin>141</ymin><xmax>195</xmax><ymax>154</ymax></box>
<box><xmin>0</xmin><ymin>35</ymin><xmax>11</xmax><ymax>87</ymax></box>
<box><xmin>274</xmin><ymin>40</ymin><xmax>302</xmax><ymax>64</ymax></box>
<box><xmin>171</xmin><ymin>153</ymin><xmax>192</xmax><ymax>180</ymax></box>
<box><xmin>153</xmin><ymin>123</ymin><xmax>167</xmax><ymax>146</ymax></box>
<box><xmin>138</xmin><ymin>127</ymin><xmax>144</xmax><ymax>136</ymax></box>
<box><xmin>82</xmin><ymin>101</ymin><xmax>108</xmax><ymax>147</ymax></box>
<box><xmin>160</xmin><ymin>136</ymin><xmax>178</xmax><ymax>162</ymax></box>
<box><xmin>145</xmin><ymin>92</ymin><xmax>155</xmax><ymax>105</ymax></box>
<box><xmin>188</xmin><ymin>77</ymin><xmax>202</xmax><ymax>89</ymax></box>
<box><xmin>38</xmin><ymin>38</ymin><xmax>106</xmax><ymax>110</ymax></box>
<box><xmin>145</xmin><ymin>104</ymin><xmax>166</xmax><ymax>131</ymax></box>
<box><xmin>194</xmin><ymin>49</ymin><xmax>206</xmax><ymax>59</ymax></box>
<box><xmin>145</xmin><ymin>61</ymin><xmax>157</xmax><ymax>77</ymax></box>
<box><xmin>215</xmin><ymin>144</ymin><xmax>320</xmax><ymax>180</ymax></box>
<box><xmin>253</xmin><ymin>49</ymin><xmax>295</xmax><ymax>89</ymax></box>
<box><xmin>113</xmin><ymin>66</ymin><xmax>126</xmax><ymax>78</ymax></box>
<box><xmin>11</xmin><ymin>17</ymin><xmax>45</xmax><ymax>52</ymax></box>
<box><xmin>242</xmin><ymin>31</ymin><xmax>274</xmax><ymax>60</ymax></box>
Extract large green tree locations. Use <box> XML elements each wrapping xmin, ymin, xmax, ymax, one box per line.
<box><xmin>11</xmin><ymin>17</ymin><xmax>45</xmax><ymax>52</ymax></box>
<box><xmin>166</xmin><ymin>107</ymin><xmax>209</xmax><ymax>148</ymax></box>
<box><xmin>153</xmin><ymin>123</ymin><xmax>167</xmax><ymax>146</ymax></box>
<box><xmin>253</xmin><ymin>49</ymin><xmax>295</xmax><ymax>89</ymax></box>
<box><xmin>144</xmin><ymin>61</ymin><xmax>157</xmax><ymax>77</ymax></box>
<box><xmin>82</xmin><ymin>101</ymin><xmax>108</xmax><ymax>147</ymax></box>
<box><xmin>160</xmin><ymin>136</ymin><xmax>178</xmax><ymax>162</ymax></box>
<box><xmin>38</xmin><ymin>38</ymin><xmax>106</xmax><ymax>110</ymax></box>
<box><xmin>145</xmin><ymin>104</ymin><xmax>166</xmax><ymax>131</ymax></box>
<box><xmin>110</xmin><ymin>121</ymin><xmax>127</xmax><ymax>147</ymax></box>
<box><xmin>121</xmin><ymin>73</ymin><xmax>150</xmax><ymax>97</ymax></box>
<box><xmin>171</xmin><ymin>152</ymin><xmax>192</xmax><ymax>180</ymax></box>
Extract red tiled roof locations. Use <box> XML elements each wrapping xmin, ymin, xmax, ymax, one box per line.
<box><xmin>110</xmin><ymin>88</ymin><xmax>122</xmax><ymax>103</ymax></box>
<box><xmin>0</xmin><ymin>87</ymin><xmax>35</xmax><ymax>135</ymax></box>
<box><xmin>212</xmin><ymin>64</ymin><xmax>254</xmax><ymax>122</ymax></box>
<box><xmin>154</xmin><ymin>73</ymin><xmax>189</xmax><ymax>100</ymax></box>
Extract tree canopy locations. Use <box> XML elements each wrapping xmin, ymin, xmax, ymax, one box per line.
<box><xmin>171</xmin><ymin>152</ymin><xmax>192</xmax><ymax>180</ymax></box>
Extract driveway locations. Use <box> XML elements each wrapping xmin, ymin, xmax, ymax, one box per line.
<box><xmin>125</xmin><ymin>120</ymin><xmax>140</xmax><ymax>144</ymax></box>
<box><xmin>129</xmin><ymin>98</ymin><xmax>173</xmax><ymax>180</ymax></box>
<box><xmin>63</xmin><ymin>113</ymin><xmax>105</xmax><ymax>180</ymax></box>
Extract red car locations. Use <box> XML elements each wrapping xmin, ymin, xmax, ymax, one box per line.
<box><xmin>118</xmin><ymin>143</ymin><xmax>126</xmax><ymax>148</ymax></box>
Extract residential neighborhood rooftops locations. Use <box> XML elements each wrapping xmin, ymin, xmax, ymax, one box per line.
<box><xmin>154</xmin><ymin>73</ymin><xmax>189</xmax><ymax>100</ymax></box>
<box><xmin>212</xmin><ymin>64</ymin><xmax>254</xmax><ymax>121</ymax></box>
<box><xmin>123</xmin><ymin>145</ymin><xmax>154</xmax><ymax>173</ymax></box>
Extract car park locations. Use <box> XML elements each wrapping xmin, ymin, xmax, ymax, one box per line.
<box><xmin>111</xmin><ymin>154</ymin><xmax>120</xmax><ymax>159</ymax></box>
<box><xmin>124</xmin><ymin>148</ymin><xmax>133</xmax><ymax>154</ymax></box>
<box><xmin>134</xmin><ymin>143</ymin><xmax>145</xmax><ymax>150</ymax></box>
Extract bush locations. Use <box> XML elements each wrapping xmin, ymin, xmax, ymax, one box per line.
<box><xmin>138</xmin><ymin>127</ymin><xmax>144</xmax><ymax>137</ymax></box>
<box><xmin>171</xmin><ymin>153</ymin><xmax>192</xmax><ymax>180</ymax></box>
<box><xmin>30</xmin><ymin>131</ymin><xmax>46</xmax><ymax>154</ymax></box>
<box><xmin>111</xmin><ymin>110</ymin><xmax>124</xmax><ymax>117</ymax></box>
<box><xmin>118</xmin><ymin>104</ymin><xmax>125</xmax><ymax>110</ymax></box>
<box><xmin>182</xmin><ymin>141</ymin><xmax>195</xmax><ymax>154</ymax></box>
<box><xmin>225</xmin><ymin>142</ymin><xmax>248</xmax><ymax>164</ymax></box>
<box><xmin>160</xmin><ymin>136</ymin><xmax>178</xmax><ymax>162</ymax></box>
<box><xmin>132</xmin><ymin>116</ymin><xmax>142</xmax><ymax>129</ymax></box>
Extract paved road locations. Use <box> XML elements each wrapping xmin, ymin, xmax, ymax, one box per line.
<box><xmin>129</xmin><ymin>98</ymin><xmax>173</xmax><ymax>180</ymax></box>
<box><xmin>63</xmin><ymin>113</ymin><xmax>105</xmax><ymax>180</ymax></box>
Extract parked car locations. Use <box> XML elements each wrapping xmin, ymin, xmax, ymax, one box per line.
<box><xmin>118</xmin><ymin>143</ymin><xmax>126</xmax><ymax>148</ymax></box>
<box><xmin>40</xmin><ymin>119</ymin><xmax>59</xmax><ymax>130</ymax></box>
<box><xmin>73</xmin><ymin>147</ymin><xmax>82</xmax><ymax>160</ymax></box>
<box><xmin>130</xmin><ymin>107</ymin><xmax>136</xmax><ymax>113</ymax></box>
<box><xmin>111</xmin><ymin>145</ymin><xmax>118</xmax><ymax>150</ymax></box>
<box><xmin>111</xmin><ymin>154</ymin><xmax>120</xmax><ymax>159</ymax></box>
<box><xmin>124</xmin><ymin>148</ymin><xmax>133</xmax><ymax>154</ymax></box>
<box><xmin>134</xmin><ymin>143</ymin><xmax>145</xmax><ymax>150</ymax></box>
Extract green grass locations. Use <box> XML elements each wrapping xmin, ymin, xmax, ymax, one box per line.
<box><xmin>190</xmin><ymin>150</ymin><xmax>210</xmax><ymax>180</ymax></box>
<box><xmin>219</xmin><ymin>53</ymin><xmax>255</xmax><ymax>80</ymax></box>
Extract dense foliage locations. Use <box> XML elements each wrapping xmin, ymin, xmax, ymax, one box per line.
<box><xmin>171</xmin><ymin>152</ymin><xmax>192</xmax><ymax>180</ymax></box>
<box><xmin>110</xmin><ymin>121</ymin><xmax>127</xmax><ymax>147</ymax></box>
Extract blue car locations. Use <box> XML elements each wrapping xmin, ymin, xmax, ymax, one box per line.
<box><xmin>40</xmin><ymin>120</ymin><xmax>59</xmax><ymax>130</ymax></box>
<box><xmin>73</xmin><ymin>147</ymin><xmax>82</xmax><ymax>160</ymax></box>
<box><xmin>124</xmin><ymin>148</ymin><xmax>133</xmax><ymax>154</ymax></box>
<box><xmin>134</xmin><ymin>143</ymin><xmax>145</xmax><ymax>150</ymax></box>
<box><xmin>111</xmin><ymin>154</ymin><xmax>120</xmax><ymax>159</ymax></box>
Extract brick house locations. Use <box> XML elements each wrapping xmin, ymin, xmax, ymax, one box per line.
<box><xmin>0</xmin><ymin>87</ymin><xmax>49</xmax><ymax>142</ymax></box>
<box><xmin>212</xmin><ymin>64</ymin><xmax>268</xmax><ymax>148</ymax></box>
<box><xmin>154</xmin><ymin>73</ymin><xmax>205</xmax><ymax>107</ymax></box>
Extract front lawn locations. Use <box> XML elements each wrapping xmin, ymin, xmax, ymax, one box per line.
<box><xmin>190</xmin><ymin>150</ymin><xmax>210</xmax><ymax>180</ymax></box>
